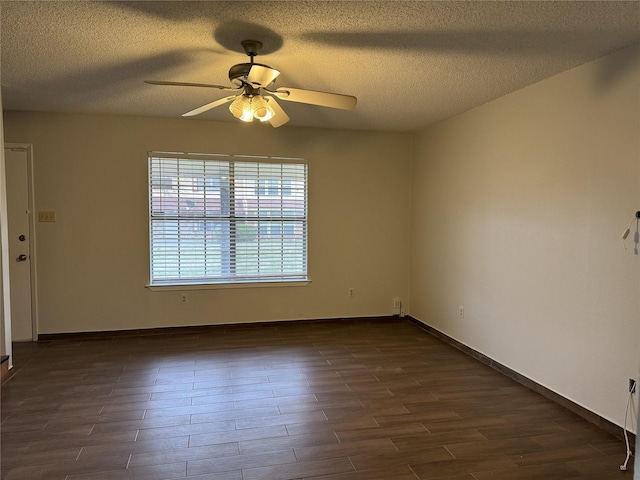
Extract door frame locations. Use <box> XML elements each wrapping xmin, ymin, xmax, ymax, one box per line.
<box><xmin>5</xmin><ymin>143</ymin><xmax>38</xmax><ymax>341</ymax></box>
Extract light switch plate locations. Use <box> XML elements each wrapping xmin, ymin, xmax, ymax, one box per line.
<box><xmin>38</xmin><ymin>211</ymin><xmax>56</xmax><ymax>222</ymax></box>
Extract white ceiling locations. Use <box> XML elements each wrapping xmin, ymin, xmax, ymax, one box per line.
<box><xmin>1</xmin><ymin>1</ymin><xmax>639</xmax><ymax>132</ymax></box>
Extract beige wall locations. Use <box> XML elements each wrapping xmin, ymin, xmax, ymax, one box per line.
<box><xmin>410</xmin><ymin>43</ymin><xmax>640</xmax><ymax>429</ymax></box>
<box><xmin>0</xmin><ymin>89</ymin><xmax>11</xmax><ymax>362</ymax></box>
<box><xmin>2</xmin><ymin>112</ymin><xmax>412</xmax><ymax>333</ymax></box>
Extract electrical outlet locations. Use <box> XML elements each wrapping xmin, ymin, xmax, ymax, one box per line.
<box><xmin>392</xmin><ymin>299</ymin><xmax>402</xmax><ymax>315</ymax></box>
<box><xmin>629</xmin><ymin>378</ymin><xmax>637</xmax><ymax>394</ymax></box>
<box><xmin>180</xmin><ymin>293</ymin><xmax>188</xmax><ymax>304</ymax></box>
<box><xmin>459</xmin><ymin>306</ymin><xmax>464</xmax><ymax>319</ymax></box>
<box><xmin>348</xmin><ymin>287</ymin><xmax>355</xmax><ymax>297</ymax></box>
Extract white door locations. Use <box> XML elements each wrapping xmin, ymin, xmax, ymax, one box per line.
<box><xmin>5</xmin><ymin>147</ymin><xmax>34</xmax><ymax>341</ymax></box>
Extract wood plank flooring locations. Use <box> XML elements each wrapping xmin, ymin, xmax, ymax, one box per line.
<box><xmin>0</xmin><ymin>318</ymin><xmax>633</xmax><ymax>479</ymax></box>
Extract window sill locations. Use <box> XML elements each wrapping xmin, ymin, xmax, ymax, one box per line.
<box><xmin>146</xmin><ymin>279</ymin><xmax>311</xmax><ymax>291</ymax></box>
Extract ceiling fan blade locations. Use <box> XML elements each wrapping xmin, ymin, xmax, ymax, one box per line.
<box><xmin>246</xmin><ymin>64</ymin><xmax>280</xmax><ymax>87</ymax></box>
<box><xmin>264</xmin><ymin>96</ymin><xmax>290</xmax><ymax>128</ymax></box>
<box><xmin>182</xmin><ymin>95</ymin><xmax>237</xmax><ymax>117</ymax></box>
<box><xmin>145</xmin><ymin>80</ymin><xmax>240</xmax><ymax>92</ymax></box>
<box><xmin>270</xmin><ymin>87</ymin><xmax>357</xmax><ymax>110</ymax></box>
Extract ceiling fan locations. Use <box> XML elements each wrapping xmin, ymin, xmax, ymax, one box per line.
<box><xmin>145</xmin><ymin>40</ymin><xmax>357</xmax><ymax>128</ymax></box>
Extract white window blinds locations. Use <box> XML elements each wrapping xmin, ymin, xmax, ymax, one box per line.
<box><xmin>149</xmin><ymin>153</ymin><xmax>308</xmax><ymax>286</ymax></box>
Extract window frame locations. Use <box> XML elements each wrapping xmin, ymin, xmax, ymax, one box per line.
<box><xmin>147</xmin><ymin>152</ymin><xmax>309</xmax><ymax>289</ymax></box>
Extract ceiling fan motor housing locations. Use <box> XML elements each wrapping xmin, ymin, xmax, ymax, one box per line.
<box><xmin>229</xmin><ymin>40</ymin><xmax>277</xmax><ymax>87</ymax></box>
<box><xmin>229</xmin><ymin>62</ymin><xmax>277</xmax><ymax>87</ymax></box>
<box><xmin>229</xmin><ymin>63</ymin><xmax>252</xmax><ymax>86</ymax></box>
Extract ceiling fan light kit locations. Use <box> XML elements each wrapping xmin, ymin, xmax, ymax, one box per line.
<box><xmin>145</xmin><ymin>40</ymin><xmax>357</xmax><ymax>128</ymax></box>
<box><xmin>229</xmin><ymin>94</ymin><xmax>275</xmax><ymax>123</ymax></box>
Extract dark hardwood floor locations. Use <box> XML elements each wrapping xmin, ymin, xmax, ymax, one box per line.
<box><xmin>0</xmin><ymin>318</ymin><xmax>633</xmax><ymax>479</ymax></box>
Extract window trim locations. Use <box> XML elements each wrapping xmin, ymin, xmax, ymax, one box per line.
<box><xmin>147</xmin><ymin>151</ymin><xmax>309</xmax><ymax>288</ymax></box>
<box><xmin>145</xmin><ymin>279</ymin><xmax>311</xmax><ymax>291</ymax></box>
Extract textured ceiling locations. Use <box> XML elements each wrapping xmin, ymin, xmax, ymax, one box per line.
<box><xmin>1</xmin><ymin>1</ymin><xmax>639</xmax><ymax>132</ymax></box>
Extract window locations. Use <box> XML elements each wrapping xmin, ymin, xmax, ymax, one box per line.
<box><xmin>195</xmin><ymin>177</ymin><xmax>220</xmax><ymax>192</ymax></box>
<box><xmin>149</xmin><ymin>152</ymin><xmax>308</xmax><ymax>286</ymax></box>
<box><xmin>152</xmin><ymin>176</ymin><xmax>174</xmax><ymax>190</ymax></box>
<box><xmin>255</xmin><ymin>179</ymin><xmax>292</xmax><ymax>197</ymax></box>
